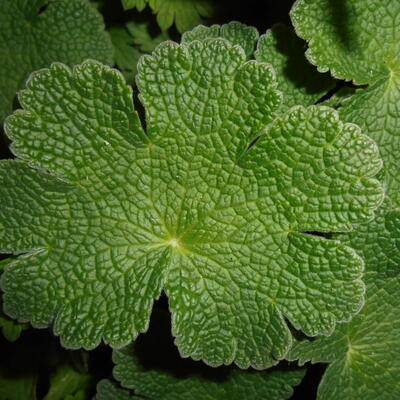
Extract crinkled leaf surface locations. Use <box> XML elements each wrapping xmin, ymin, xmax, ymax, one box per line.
<box><xmin>182</xmin><ymin>22</ymin><xmax>260</xmax><ymax>59</ymax></box>
<box><xmin>289</xmin><ymin>201</ymin><xmax>400</xmax><ymax>399</ymax></box>
<box><xmin>0</xmin><ymin>258</ymin><xmax>27</xmax><ymax>341</ymax></box>
<box><xmin>107</xmin><ymin>344</ymin><xmax>305</xmax><ymax>400</ymax></box>
<box><xmin>0</xmin><ymin>0</ymin><xmax>113</xmax><ymax>123</ymax></box>
<box><xmin>182</xmin><ymin>22</ymin><xmax>335</xmax><ymax>111</ymax></box>
<box><xmin>0</xmin><ymin>38</ymin><xmax>383</xmax><ymax>368</ymax></box>
<box><xmin>255</xmin><ymin>24</ymin><xmax>335</xmax><ymax>113</ymax></box>
<box><xmin>97</xmin><ymin>380</ymin><xmax>141</xmax><ymax>400</ymax></box>
<box><xmin>291</xmin><ymin>0</ymin><xmax>400</xmax><ymax>205</ymax></box>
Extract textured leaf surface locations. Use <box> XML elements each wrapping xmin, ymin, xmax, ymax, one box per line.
<box><xmin>289</xmin><ymin>202</ymin><xmax>400</xmax><ymax>399</ymax></box>
<box><xmin>255</xmin><ymin>24</ymin><xmax>335</xmax><ymax>112</ymax></box>
<box><xmin>0</xmin><ymin>258</ymin><xmax>27</xmax><ymax>341</ymax></box>
<box><xmin>291</xmin><ymin>0</ymin><xmax>400</xmax><ymax>205</ymax></box>
<box><xmin>182</xmin><ymin>22</ymin><xmax>259</xmax><ymax>59</ymax></box>
<box><xmin>97</xmin><ymin>380</ymin><xmax>140</xmax><ymax>400</ymax></box>
<box><xmin>0</xmin><ymin>0</ymin><xmax>113</xmax><ymax>123</ymax></box>
<box><xmin>0</xmin><ymin>38</ymin><xmax>383</xmax><ymax>368</ymax></box>
<box><xmin>183</xmin><ymin>22</ymin><xmax>335</xmax><ymax>111</ymax></box>
<box><xmin>109</xmin><ymin>345</ymin><xmax>304</xmax><ymax>400</ymax></box>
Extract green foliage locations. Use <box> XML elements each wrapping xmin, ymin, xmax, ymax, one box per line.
<box><xmin>0</xmin><ymin>32</ymin><xmax>383</xmax><ymax>369</ymax></box>
<box><xmin>289</xmin><ymin>201</ymin><xmax>400</xmax><ymax>399</ymax></box>
<box><xmin>1</xmin><ymin>0</ymin><xmax>400</xmax><ymax>397</ymax></box>
<box><xmin>291</xmin><ymin>0</ymin><xmax>400</xmax><ymax>205</ymax></box>
<box><xmin>121</xmin><ymin>0</ymin><xmax>214</xmax><ymax>32</ymax></box>
<box><xmin>182</xmin><ymin>22</ymin><xmax>335</xmax><ymax>111</ymax></box>
<box><xmin>109</xmin><ymin>22</ymin><xmax>168</xmax><ymax>84</ymax></box>
<box><xmin>0</xmin><ymin>0</ymin><xmax>113</xmax><ymax>123</ymax></box>
<box><xmin>96</xmin><ymin>344</ymin><xmax>305</xmax><ymax>400</ymax></box>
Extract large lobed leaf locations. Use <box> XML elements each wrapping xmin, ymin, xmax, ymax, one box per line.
<box><xmin>291</xmin><ymin>0</ymin><xmax>400</xmax><ymax>205</ymax></box>
<box><xmin>289</xmin><ymin>201</ymin><xmax>400</xmax><ymax>399</ymax></box>
<box><xmin>0</xmin><ymin>35</ymin><xmax>383</xmax><ymax>368</ymax></box>
<box><xmin>95</xmin><ymin>344</ymin><xmax>304</xmax><ymax>400</ymax></box>
<box><xmin>0</xmin><ymin>0</ymin><xmax>113</xmax><ymax>124</ymax></box>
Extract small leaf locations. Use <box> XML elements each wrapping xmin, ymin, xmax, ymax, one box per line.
<box><xmin>43</xmin><ymin>363</ymin><xmax>92</xmax><ymax>400</ymax></box>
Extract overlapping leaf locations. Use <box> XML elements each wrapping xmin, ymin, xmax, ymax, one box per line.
<box><xmin>95</xmin><ymin>344</ymin><xmax>304</xmax><ymax>400</ymax></box>
<box><xmin>0</xmin><ymin>38</ymin><xmax>383</xmax><ymax>368</ymax></box>
<box><xmin>291</xmin><ymin>0</ymin><xmax>400</xmax><ymax>204</ymax></box>
<box><xmin>289</xmin><ymin>201</ymin><xmax>400</xmax><ymax>399</ymax></box>
<box><xmin>183</xmin><ymin>22</ymin><xmax>335</xmax><ymax>111</ymax></box>
<box><xmin>0</xmin><ymin>0</ymin><xmax>113</xmax><ymax>123</ymax></box>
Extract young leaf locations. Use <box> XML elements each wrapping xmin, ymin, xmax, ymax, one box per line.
<box><xmin>149</xmin><ymin>0</ymin><xmax>214</xmax><ymax>33</ymax></box>
<box><xmin>107</xmin><ymin>344</ymin><xmax>305</xmax><ymax>400</ymax></box>
<box><xmin>291</xmin><ymin>0</ymin><xmax>400</xmax><ymax>205</ymax></box>
<box><xmin>0</xmin><ymin>0</ymin><xmax>113</xmax><ymax>123</ymax></box>
<box><xmin>182</xmin><ymin>22</ymin><xmax>335</xmax><ymax>110</ymax></box>
<box><xmin>0</xmin><ymin>39</ymin><xmax>383</xmax><ymax>368</ymax></box>
<box><xmin>122</xmin><ymin>0</ymin><xmax>147</xmax><ymax>12</ymax></box>
<box><xmin>109</xmin><ymin>23</ymin><xmax>168</xmax><ymax>84</ymax></box>
<box><xmin>109</xmin><ymin>27</ymin><xmax>142</xmax><ymax>85</ymax></box>
<box><xmin>289</xmin><ymin>202</ymin><xmax>400</xmax><ymax>399</ymax></box>
<box><xmin>43</xmin><ymin>363</ymin><xmax>92</xmax><ymax>400</ymax></box>
<box><xmin>121</xmin><ymin>0</ymin><xmax>213</xmax><ymax>33</ymax></box>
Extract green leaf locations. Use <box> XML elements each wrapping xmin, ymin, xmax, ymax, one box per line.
<box><xmin>126</xmin><ymin>22</ymin><xmax>168</xmax><ymax>53</ymax></box>
<box><xmin>255</xmin><ymin>24</ymin><xmax>335</xmax><ymax>113</ymax></box>
<box><xmin>0</xmin><ymin>258</ymin><xmax>28</xmax><ymax>341</ymax></box>
<box><xmin>149</xmin><ymin>0</ymin><xmax>213</xmax><ymax>32</ymax></box>
<box><xmin>289</xmin><ymin>201</ymin><xmax>400</xmax><ymax>399</ymax></box>
<box><xmin>122</xmin><ymin>0</ymin><xmax>147</xmax><ymax>11</ymax></box>
<box><xmin>182</xmin><ymin>22</ymin><xmax>259</xmax><ymax>59</ymax></box>
<box><xmin>108</xmin><ymin>345</ymin><xmax>305</xmax><ymax>400</ymax></box>
<box><xmin>109</xmin><ymin>23</ymin><xmax>168</xmax><ymax>85</ymax></box>
<box><xmin>43</xmin><ymin>363</ymin><xmax>92</xmax><ymax>400</ymax></box>
<box><xmin>291</xmin><ymin>0</ymin><xmax>400</xmax><ymax>205</ymax></box>
<box><xmin>109</xmin><ymin>27</ymin><xmax>142</xmax><ymax>85</ymax></box>
<box><xmin>96</xmin><ymin>380</ymin><xmax>140</xmax><ymax>400</ymax></box>
<box><xmin>182</xmin><ymin>22</ymin><xmax>335</xmax><ymax>110</ymax></box>
<box><xmin>0</xmin><ymin>0</ymin><xmax>113</xmax><ymax>124</ymax></box>
<box><xmin>0</xmin><ymin>372</ymin><xmax>37</xmax><ymax>400</ymax></box>
<box><xmin>0</xmin><ymin>38</ymin><xmax>383</xmax><ymax>368</ymax></box>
